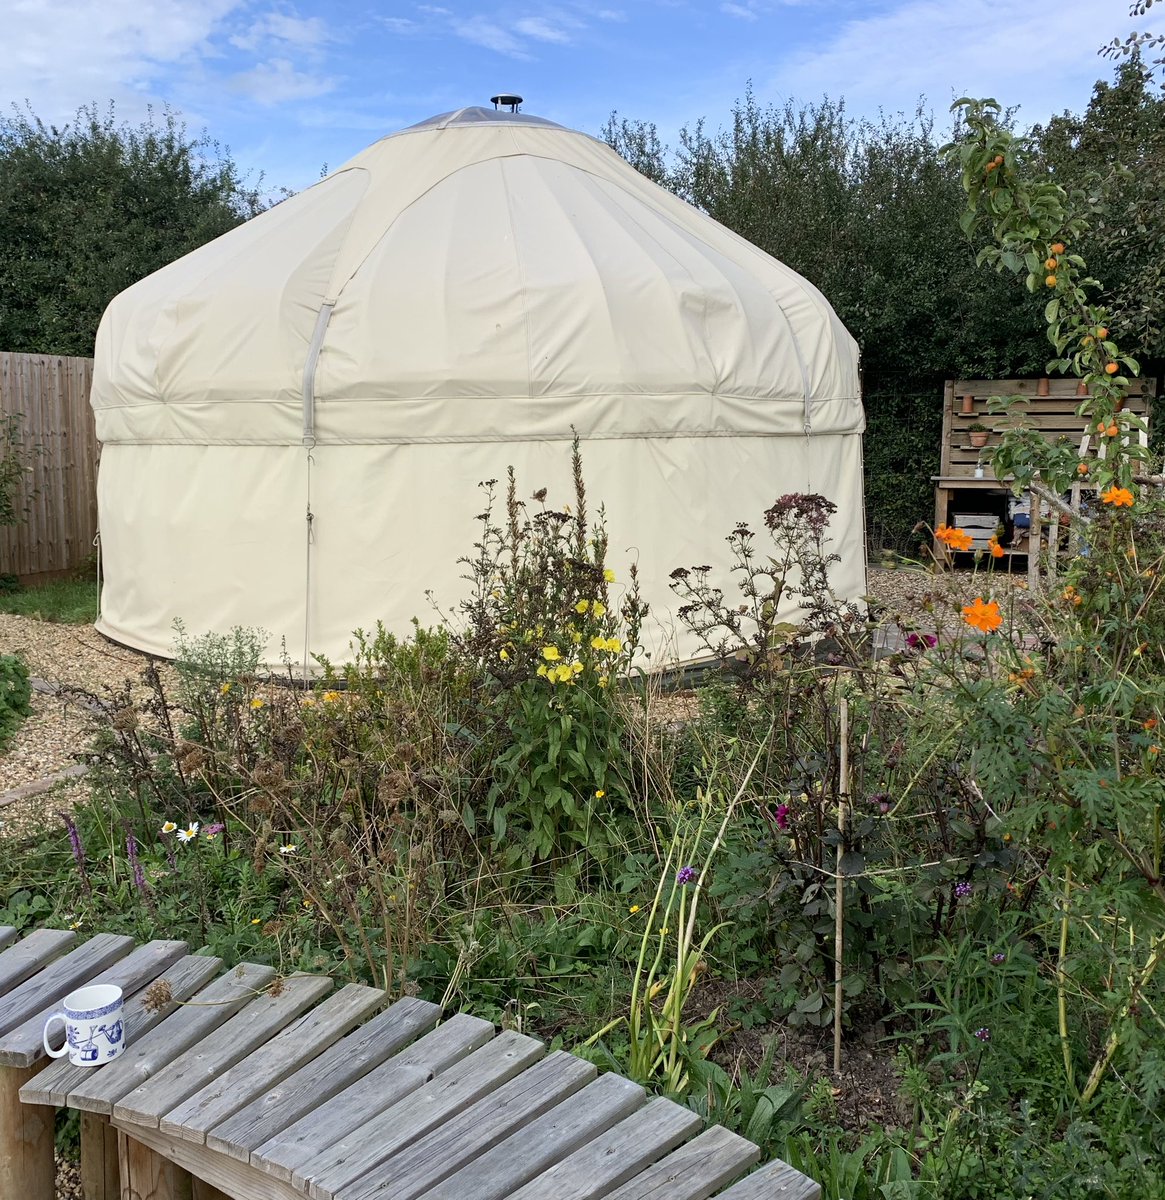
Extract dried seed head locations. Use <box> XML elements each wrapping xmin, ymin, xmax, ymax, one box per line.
<box><xmin>267</xmin><ymin>976</ymin><xmax>286</xmax><ymax>998</ymax></box>
<box><xmin>248</xmin><ymin>794</ymin><xmax>276</xmax><ymax>816</ymax></box>
<box><xmin>140</xmin><ymin>979</ymin><xmax>173</xmax><ymax>1013</ymax></box>
<box><xmin>111</xmin><ymin>706</ymin><xmax>139</xmax><ymax>732</ymax></box>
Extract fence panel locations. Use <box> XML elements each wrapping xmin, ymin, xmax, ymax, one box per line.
<box><xmin>0</xmin><ymin>352</ymin><xmax>98</xmax><ymax>580</ymax></box>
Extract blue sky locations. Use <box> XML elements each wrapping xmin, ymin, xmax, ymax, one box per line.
<box><xmin>4</xmin><ymin>0</ymin><xmax>1163</xmax><ymax>194</ymax></box>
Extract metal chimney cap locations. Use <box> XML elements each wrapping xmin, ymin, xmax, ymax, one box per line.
<box><xmin>490</xmin><ymin>93</ymin><xmax>523</xmax><ymax>111</ymax></box>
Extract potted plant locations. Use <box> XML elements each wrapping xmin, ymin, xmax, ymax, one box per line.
<box><xmin>968</xmin><ymin>422</ymin><xmax>990</xmax><ymax>448</ymax></box>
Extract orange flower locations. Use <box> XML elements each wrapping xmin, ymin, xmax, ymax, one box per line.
<box><xmin>936</xmin><ymin>525</ymin><xmax>974</xmax><ymax>552</ymax></box>
<box><xmin>962</xmin><ymin>596</ymin><xmax>1003</xmax><ymax>634</ymax></box>
<box><xmin>987</xmin><ymin>537</ymin><xmax>1005</xmax><ymax>559</ymax></box>
<box><xmin>1100</xmin><ymin>486</ymin><xmax>1135</xmax><ymax>508</ymax></box>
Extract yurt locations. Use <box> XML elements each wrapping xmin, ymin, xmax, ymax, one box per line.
<box><xmin>91</xmin><ymin>101</ymin><xmax>866</xmax><ymax>671</ymax></box>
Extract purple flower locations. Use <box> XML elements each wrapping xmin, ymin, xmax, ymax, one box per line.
<box><xmin>59</xmin><ymin>812</ymin><xmax>91</xmax><ymax>896</ymax></box>
<box><xmin>905</xmin><ymin>632</ymin><xmax>937</xmax><ymax>651</ymax></box>
<box><xmin>676</xmin><ymin>865</ymin><xmax>697</xmax><ymax>886</ymax></box>
<box><xmin>974</xmin><ymin>1027</ymin><xmax>991</xmax><ymax>1042</ymax></box>
<box><xmin>991</xmin><ymin>953</ymin><xmax>1006</xmax><ymax>964</ymax></box>
<box><xmin>203</xmin><ymin>823</ymin><xmax>225</xmax><ymax>837</ymax></box>
<box><xmin>955</xmin><ymin>881</ymin><xmax>973</xmax><ymax>899</ymax></box>
<box><xmin>125</xmin><ymin>829</ymin><xmax>150</xmax><ymax>896</ymax></box>
<box><xmin>774</xmin><ymin>803</ymin><xmax>791</xmax><ymax>832</ymax></box>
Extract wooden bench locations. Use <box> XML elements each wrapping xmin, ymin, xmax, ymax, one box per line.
<box><xmin>933</xmin><ymin>377</ymin><xmax>1155</xmax><ymax>570</ymax></box>
<box><xmin>0</xmin><ymin>926</ymin><xmax>820</xmax><ymax>1200</ymax></box>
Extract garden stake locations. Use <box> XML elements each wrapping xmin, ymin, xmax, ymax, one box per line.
<box><xmin>1056</xmin><ymin>867</ymin><xmax>1076</xmax><ymax>1094</ymax></box>
<box><xmin>834</xmin><ymin>697</ymin><xmax>849</xmax><ymax>1074</ymax></box>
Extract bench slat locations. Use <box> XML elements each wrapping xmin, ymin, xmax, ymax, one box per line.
<box><xmin>603</xmin><ymin>1125</ymin><xmax>760</xmax><ymax>1200</ymax></box>
<box><xmin>115</xmin><ymin>973</ymin><xmax>333</xmax><ymax>1128</ymax></box>
<box><xmin>207</xmin><ymin>996</ymin><xmax>440</xmax><ymax>1164</ymax></box>
<box><xmin>159</xmin><ymin>982</ymin><xmax>385</xmax><ymax>1145</ymax></box>
<box><xmin>0</xmin><ymin>938</ymin><xmax>187</xmax><ymax>1067</ymax></box>
<box><xmin>297</xmin><ymin>1029</ymin><xmax>544</xmax><ymax>1200</ymax></box>
<box><xmin>0</xmin><ymin>928</ymin><xmax>77</xmax><ymax>998</ymax></box>
<box><xmin>21</xmin><ymin>954</ymin><xmax>224</xmax><ymax>1107</ymax></box>
<box><xmin>61</xmin><ymin>960</ymin><xmax>275</xmax><ymax>1114</ymax></box>
<box><xmin>0</xmin><ymin>927</ymin><xmax>16</xmax><ymax>952</ymax></box>
<box><xmin>415</xmin><ymin>1072</ymin><xmax>646</xmax><ymax>1200</ymax></box>
<box><xmin>343</xmin><ymin>1050</ymin><xmax>596</xmax><ymax>1200</ymax></box>
<box><xmin>503</xmin><ymin>1097</ymin><xmax>703</xmax><ymax>1200</ymax></box>
<box><xmin>252</xmin><ymin>1012</ymin><xmax>494</xmax><ymax>1184</ymax></box>
<box><xmin>709</xmin><ymin>1158</ymin><xmax>821</xmax><ymax>1200</ymax></box>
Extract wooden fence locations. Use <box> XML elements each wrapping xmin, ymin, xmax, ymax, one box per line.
<box><xmin>0</xmin><ymin>352</ymin><xmax>98</xmax><ymax>581</ymax></box>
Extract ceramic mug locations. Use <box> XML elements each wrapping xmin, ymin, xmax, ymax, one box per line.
<box><xmin>42</xmin><ymin>984</ymin><xmax>126</xmax><ymax>1067</ymax></box>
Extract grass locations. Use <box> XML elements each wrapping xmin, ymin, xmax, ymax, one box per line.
<box><xmin>0</xmin><ymin>577</ymin><xmax>99</xmax><ymax>623</ymax></box>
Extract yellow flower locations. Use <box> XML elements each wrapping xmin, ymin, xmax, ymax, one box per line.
<box><xmin>961</xmin><ymin>596</ymin><xmax>1003</xmax><ymax>634</ymax></box>
<box><xmin>250</xmin><ymin>918</ymin><xmax>261</xmax><ymax>925</ymax></box>
<box><xmin>499</xmin><ymin>647</ymin><xmax>510</xmax><ymax>661</ymax></box>
<box><xmin>161</xmin><ymin>821</ymin><xmax>177</xmax><ymax>834</ymax></box>
<box><xmin>598</xmin><ymin>675</ymin><xmax>609</xmax><ymax>688</ymax></box>
<box><xmin>570</xmin><ymin>630</ymin><xmax>582</xmax><ymax>644</ymax></box>
<box><xmin>659</xmin><ymin>927</ymin><xmax>669</xmax><ymax>937</ymax></box>
<box><xmin>591</xmin><ymin>601</ymin><xmax>606</xmax><ymax>618</ymax></box>
<box><xmin>605</xmin><ymin>637</ymin><xmax>623</xmax><ymax>653</ymax></box>
<box><xmin>595</xmin><ymin>789</ymin><xmax>606</xmax><ymax>799</ymax></box>
<box><xmin>537</xmin><ymin>664</ymin><xmax>548</xmax><ymax>677</ymax></box>
<box><xmin>301</xmin><ymin>695</ymin><xmax>316</xmax><ymax>707</ymax></box>
<box><xmin>604</xmin><ymin>569</ymin><xmax>616</xmax><ymax>582</ymax></box>
<box><xmin>591</xmin><ymin>635</ymin><xmax>607</xmax><ymax>651</ymax></box>
<box><xmin>629</xmin><ymin>904</ymin><xmax>640</xmax><ymax>914</ymax></box>
<box><xmin>542</xmin><ymin>646</ymin><xmax>561</xmax><ymax>661</ymax></box>
<box><xmin>571</xmin><ymin>661</ymin><xmax>583</xmax><ymax>675</ymax></box>
<box><xmin>250</xmin><ymin>697</ymin><xmax>265</xmax><ymax>710</ymax></box>
<box><xmin>1101</xmin><ymin>485</ymin><xmax>1135</xmax><ymax>508</ymax></box>
<box><xmin>322</xmin><ymin>690</ymin><xmax>342</xmax><ymax>703</ymax></box>
<box><xmin>575</xmin><ymin>600</ymin><xmax>590</xmax><ymax>614</ymax></box>
<box><xmin>219</xmin><ymin>682</ymin><xmax>233</xmax><ymax>695</ymax></box>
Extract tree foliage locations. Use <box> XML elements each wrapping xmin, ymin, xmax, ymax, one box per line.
<box><xmin>0</xmin><ymin>103</ymin><xmax>265</xmax><ymax>357</ymax></box>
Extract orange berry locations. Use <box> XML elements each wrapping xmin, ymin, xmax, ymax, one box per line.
<box><xmin>1051</xmin><ymin>242</ymin><xmax>1066</xmax><ymax>254</ymax></box>
<box><xmin>1096</xmin><ymin>327</ymin><xmax>1108</xmax><ymax>339</ymax></box>
<box><xmin>994</xmin><ymin>155</ymin><xmax>1005</xmax><ymax>165</ymax></box>
<box><xmin>1105</xmin><ymin>362</ymin><xmax>1118</xmax><ymax>375</ymax></box>
<box><xmin>1077</xmin><ymin>463</ymin><xmax>1089</xmax><ymax>475</ymax></box>
<box><xmin>1097</xmin><ymin>421</ymin><xmax>1107</xmax><ymax>432</ymax></box>
<box><xmin>1106</xmin><ymin>424</ymin><xmax>1119</xmax><ymax>437</ymax></box>
<box><xmin>1046</xmin><ymin>274</ymin><xmax>1057</xmax><ymax>287</ymax></box>
<box><xmin>985</xmin><ymin>162</ymin><xmax>998</xmax><ymax>174</ymax></box>
<box><xmin>1044</xmin><ymin>258</ymin><xmax>1058</xmax><ymax>270</ymax></box>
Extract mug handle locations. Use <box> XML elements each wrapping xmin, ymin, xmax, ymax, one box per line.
<box><xmin>43</xmin><ymin>1013</ymin><xmax>70</xmax><ymax>1058</ymax></box>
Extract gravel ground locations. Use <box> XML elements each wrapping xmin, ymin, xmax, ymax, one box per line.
<box><xmin>0</xmin><ymin>565</ymin><xmax>1037</xmax><ymax>834</ymax></box>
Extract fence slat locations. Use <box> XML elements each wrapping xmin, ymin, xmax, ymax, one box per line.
<box><xmin>0</xmin><ymin>350</ymin><xmax>97</xmax><ymax>580</ymax></box>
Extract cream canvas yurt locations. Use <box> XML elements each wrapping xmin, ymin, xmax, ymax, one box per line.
<box><xmin>91</xmin><ymin>103</ymin><xmax>866</xmax><ymax>670</ymax></box>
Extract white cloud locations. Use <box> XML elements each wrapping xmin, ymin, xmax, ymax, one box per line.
<box><xmin>595</xmin><ymin>8</ymin><xmax>627</xmax><ymax>20</ymax></box>
<box><xmin>452</xmin><ymin>15</ymin><xmax>531</xmax><ymax>57</ymax></box>
<box><xmin>721</xmin><ymin>2</ymin><xmax>758</xmax><ymax>19</ymax></box>
<box><xmin>1</xmin><ymin>0</ymin><xmax>243</xmax><ymax>121</ymax></box>
<box><xmin>514</xmin><ymin>16</ymin><xmax>572</xmax><ymax>43</ymax></box>
<box><xmin>380</xmin><ymin>16</ymin><xmax>419</xmax><ymax>33</ymax></box>
<box><xmin>230</xmin><ymin>12</ymin><xmax>333</xmax><ymax>53</ymax></box>
<box><xmin>229</xmin><ymin>57</ymin><xmax>336</xmax><ymax>104</ymax></box>
<box><xmin>774</xmin><ymin>0</ymin><xmax>1165</xmax><ymax>124</ymax></box>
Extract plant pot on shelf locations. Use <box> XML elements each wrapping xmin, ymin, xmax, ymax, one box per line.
<box><xmin>960</xmin><ymin>394</ymin><xmax>976</xmax><ymax>415</ymax></box>
<box><xmin>968</xmin><ymin>424</ymin><xmax>990</xmax><ymax>449</ymax></box>
<box><xmin>1038</xmin><ymin>377</ymin><xmax>1051</xmax><ymax>397</ymax></box>
<box><xmin>1076</xmin><ymin>380</ymin><xmax>1089</xmax><ymax>397</ymax></box>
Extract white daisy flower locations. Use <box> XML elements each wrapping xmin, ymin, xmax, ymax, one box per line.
<box><xmin>176</xmin><ymin>822</ymin><xmax>199</xmax><ymax>843</ymax></box>
<box><xmin>279</xmin><ymin>844</ymin><xmax>298</xmax><ymax>855</ymax></box>
<box><xmin>161</xmin><ymin>821</ymin><xmax>177</xmax><ymax>834</ymax></box>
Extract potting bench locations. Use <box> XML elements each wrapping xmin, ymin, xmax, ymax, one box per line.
<box><xmin>932</xmin><ymin>376</ymin><xmax>1155</xmax><ymax>576</ymax></box>
<box><xmin>0</xmin><ymin>925</ymin><xmax>820</xmax><ymax>1200</ymax></box>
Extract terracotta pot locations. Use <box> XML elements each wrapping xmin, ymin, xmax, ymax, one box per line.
<box><xmin>970</xmin><ymin>431</ymin><xmax>989</xmax><ymax>448</ymax></box>
<box><xmin>1038</xmin><ymin>377</ymin><xmax>1051</xmax><ymax>397</ymax></box>
<box><xmin>960</xmin><ymin>394</ymin><xmax>976</xmax><ymax>415</ymax></box>
<box><xmin>1076</xmin><ymin>381</ymin><xmax>1089</xmax><ymax>397</ymax></box>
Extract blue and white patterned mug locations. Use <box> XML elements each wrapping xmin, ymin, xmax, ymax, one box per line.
<box><xmin>42</xmin><ymin>984</ymin><xmax>126</xmax><ymax>1067</ymax></box>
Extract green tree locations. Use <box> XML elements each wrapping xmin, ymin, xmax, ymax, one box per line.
<box><xmin>0</xmin><ymin>103</ymin><xmax>265</xmax><ymax>356</ymax></box>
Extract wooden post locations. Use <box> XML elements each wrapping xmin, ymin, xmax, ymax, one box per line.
<box><xmin>81</xmin><ymin>1112</ymin><xmax>121</xmax><ymax>1200</ymax></box>
<box><xmin>833</xmin><ymin>698</ymin><xmax>849</xmax><ymax>1075</ymax></box>
<box><xmin>1027</xmin><ymin>493</ymin><xmax>1043</xmax><ymax>593</ymax></box>
<box><xmin>118</xmin><ymin>1130</ymin><xmax>193</xmax><ymax>1200</ymax></box>
<box><xmin>0</xmin><ymin>1063</ymin><xmax>56</xmax><ymax>1200</ymax></box>
<box><xmin>190</xmin><ymin>1180</ymin><xmax>232</xmax><ymax>1200</ymax></box>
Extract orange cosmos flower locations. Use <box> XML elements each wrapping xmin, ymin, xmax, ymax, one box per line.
<box><xmin>1100</xmin><ymin>486</ymin><xmax>1135</xmax><ymax>508</ymax></box>
<box><xmin>962</xmin><ymin>596</ymin><xmax>1003</xmax><ymax>634</ymax></box>
<box><xmin>987</xmin><ymin>537</ymin><xmax>1005</xmax><ymax>559</ymax></box>
<box><xmin>936</xmin><ymin>525</ymin><xmax>974</xmax><ymax>552</ymax></box>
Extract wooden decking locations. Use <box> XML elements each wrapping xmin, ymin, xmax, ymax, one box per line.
<box><xmin>0</xmin><ymin>926</ymin><xmax>820</xmax><ymax>1200</ymax></box>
